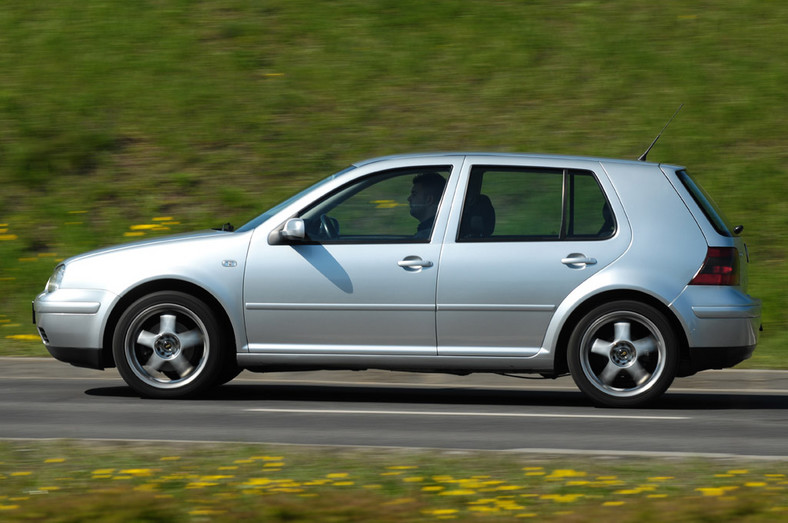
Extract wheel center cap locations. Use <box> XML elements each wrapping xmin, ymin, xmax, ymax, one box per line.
<box><xmin>154</xmin><ymin>335</ymin><xmax>180</xmax><ymax>359</ymax></box>
<box><xmin>611</xmin><ymin>342</ymin><xmax>636</xmax><ymax>367</ymax></box>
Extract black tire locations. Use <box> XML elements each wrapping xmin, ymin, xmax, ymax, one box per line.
<box><xmin>113</xmin><ymin>291</ymin><xmax>227</xmax><ymax>398</ymax></box>
<box><xmin>567</xmin><ymin>300</ymin><xmax>678</xmax><ymax>408</ymax></box>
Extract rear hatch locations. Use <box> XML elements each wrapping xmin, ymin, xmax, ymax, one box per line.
<box><xmin>663</xmin><ymin>166</ymin><xmax>750</xmax><ymax>292</ymax></box>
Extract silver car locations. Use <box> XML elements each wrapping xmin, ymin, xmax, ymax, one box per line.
<box><xmin>33</xmin><ymin>153</ymin><xmax>762</xmax><ymax>407</ymax></box>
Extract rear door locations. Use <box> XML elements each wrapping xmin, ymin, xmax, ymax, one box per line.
<box><xmin>436</xmin><ymin>157</ymin><xmax>631</xmax><ymax>356</ymax></box>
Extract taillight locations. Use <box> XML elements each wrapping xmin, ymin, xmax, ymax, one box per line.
<box><xmin>689</xmin><ymin>247</ymin><xmax>739</xmax><ymax>286</ymax></box>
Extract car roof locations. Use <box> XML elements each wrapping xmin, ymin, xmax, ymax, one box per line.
<box><xmin>352</xmin><ymin>152</ymin><xmax>682</xmax><ymax>170</ymax></box>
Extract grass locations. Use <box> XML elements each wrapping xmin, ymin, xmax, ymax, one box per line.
<box><xmin>0</xmin><ymin>440</ymin><xmax>786</xmax><ymax>521</ymax></box>
<box><xmin>0</xmin><ymin>0</ymin><xmax>786</xmax><ymax>366</ymax></box>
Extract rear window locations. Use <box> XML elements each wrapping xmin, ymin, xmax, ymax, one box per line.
<box><xmin>676</xmin><ymin>170</ymin><xmax>733</xmax><ymax>237</ymax></box>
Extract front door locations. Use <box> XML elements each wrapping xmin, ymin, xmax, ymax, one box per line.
<box><xmin>243</xmin><ymin>164</ymin><xmax>457</xmax><ymax>355</ymax></box>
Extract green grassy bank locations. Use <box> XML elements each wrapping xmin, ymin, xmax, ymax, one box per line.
<box><xmin>0</xmin><ymin>1</ymin><xmax>785</xmax><ymax>365</ymax></box>
<box><xmin>1</xmin><ymin>441</ymin><xmax>787</xmax><ymax>521</ymax></box>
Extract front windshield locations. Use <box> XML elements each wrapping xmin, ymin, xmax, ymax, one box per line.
<box><xmin>235</xmin><ymin>166</ymin><xmax>356</xmax><ymax>232</ymax></box>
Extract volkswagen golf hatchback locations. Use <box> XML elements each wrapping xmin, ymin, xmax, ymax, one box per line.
<box><xmin>33</xmin><ymin>153</ymin><xmax>762</xmax><ymax>407</ymax></box>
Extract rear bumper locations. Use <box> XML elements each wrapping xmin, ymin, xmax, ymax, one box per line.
<box><xmin>671</xmin><ymin>286</ymin><xmax>761</xmax><ymax>376</ymax></box>
<box><xmin>672</xmin><ymin>286</ymin><xmax>761</xmax><ymax>348</ymax></box>
<box><xmin>679</xmin><ymin>344</ymin><xmax>756</xmax><ymax>377</ymax></box>
<box><xmin>45</xmin><ymin>345</ymin><xmax>108</xmax><ymax>370</ymax></box>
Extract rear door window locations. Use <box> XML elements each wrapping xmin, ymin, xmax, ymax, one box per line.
<box><xmin>458</xmin><ymin>166</ymin><xmax>614</xmax><ymax>241</ymax></box>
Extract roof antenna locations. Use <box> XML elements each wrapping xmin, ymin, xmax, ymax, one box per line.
<box><xmin>638</xmin><ymin>104</ymin><xmax>683</xmax><ymax>162</ymax></box>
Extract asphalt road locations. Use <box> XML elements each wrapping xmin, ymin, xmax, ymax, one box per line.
<box><xmin>1</xmin><ymin>357</ymin><xmax>787</xmax><ymax>458</ymax></box>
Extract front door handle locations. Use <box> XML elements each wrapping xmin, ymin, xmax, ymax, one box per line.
<box><xmin>561</xmin><ymin>254</ymin><xmax>597</xmax><ymax>268</ymax></box>
<box><xmin>398</xmin><ymin>256</ymin><xmax>433</xmax><ymax>270</ymax></box>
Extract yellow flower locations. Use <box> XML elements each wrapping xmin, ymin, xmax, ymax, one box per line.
<box><xmin>243</xmin><ymin>478</ymin><xmax>271</xmax><ymax>486</ymax></box>
<box><xmin>439</xmin><ymin>489</ymin><xmax>476</xmax><ymax>496</ymax></box>
<box><xmin>422</xmin><ymin>509</ymin><xmax>458</xmax><ymax>516</ymax></box>
<box><xmin>372</xmin><ymin>200</ymin><xmax>401</xmax><ymax>209</ymax></box>
<box><xmin>541</xmin><ymin>493</ymin><xmax>583</xmax><ymax>503</ymax></box>
<box><xmin>547</xmin><ymin>469</ymin><xmax>586</xmax><ymax>479</ymax></box>
<box><xmin>696</xmin><ymin>486</ymin><xmax>738</xmax><ymax>497</ymax></box>
<box><xmin>189</xmin><ymin>509</ymin><xmax>226</xmax><ymax>516</ymax></box>
<box><xmin>614</xmin><ymin>489</ymin><xmax>643</xmax><ymax>495</ymax></box>
<box><xmin>422</xmin><ymin>486</ymin><xmax>444</xmax><ymax>492</ymax></box>
<box><xmin>697</xmin><ymin>487</ymin><xmax>725</xmax><ymax>497</ymax></box>
<box><xmin>5</xmin><ymin>335</ymin><xmax>41</xmax><ymax>341</ymax></box>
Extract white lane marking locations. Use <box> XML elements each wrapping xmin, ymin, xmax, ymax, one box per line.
<box><xmin>245</xmin><ymin>408</ymin><xmax>689</xmax><ymax>420</ymax></box>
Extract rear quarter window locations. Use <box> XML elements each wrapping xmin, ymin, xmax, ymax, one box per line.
<box><xmin>676</xmin><ymin>170</ymin><xmax>733</xmax><ymax>237</ymax></box>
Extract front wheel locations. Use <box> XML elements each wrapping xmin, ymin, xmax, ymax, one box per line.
<box><xmin>567</xmin><ymin>301</ymin><xmax>678</xmax><ymax>408</ymax></box>
<box><xmin>113</xmin><ymin>291</ymin><xmax>227</xmax><ymax>398</ymax></box>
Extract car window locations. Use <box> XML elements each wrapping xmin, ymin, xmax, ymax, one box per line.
<box><xmin>458</xmin><ymin>166</ymin><xmax>613</xmax><ymax>241</ymax></box>
<box><xmin>676</xmin><ymin>170</ymin><xmax>732</xmax><ymax>237</ymax></box>
<box><xmin>299</xmin><ymin>166</ymin><xmax>451</xmax><ymax>243</ymax></box>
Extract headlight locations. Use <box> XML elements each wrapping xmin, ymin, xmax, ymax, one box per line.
<box><xmin>46</xmin><ymin>264</ymin><xmax>66</xmax><ymax>293</ymax></box>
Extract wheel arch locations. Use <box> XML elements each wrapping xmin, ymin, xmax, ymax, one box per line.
<box><xmin>101</xmin><ymin>279</ymin><xmax>237</xmax><ymax>368</ymax></box>
<box><xmin>552</xmin><ymin>289</ymin><xmax>689</xmax><ymax>376</ymax></box>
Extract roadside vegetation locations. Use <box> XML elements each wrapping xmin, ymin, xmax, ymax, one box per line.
<box><xmin>0</xmin><ymin>0</ymin><xmax>785</xmax><ymax>366</ymax></box>
<box><xmin>0</xmin><ymin>441</ymin><xmax>786</xmax><ymax>521</ymax></box>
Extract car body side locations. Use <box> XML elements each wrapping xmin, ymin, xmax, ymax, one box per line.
<box><xmin>33</xmin><ymin>153</ymin><xmax>761</xmax><ymax>379</ymax></box>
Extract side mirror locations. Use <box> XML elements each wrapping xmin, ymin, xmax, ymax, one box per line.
<box><xmin>280</xmin><ymin>218</ymin><xmax>306</xmax><ymax>241</ymax></box>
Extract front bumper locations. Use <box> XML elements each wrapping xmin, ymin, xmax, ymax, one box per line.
<box><xmin>33</xmin><ymin>288</ymin><xmax>119</xmax><ymax>370</ymax></box>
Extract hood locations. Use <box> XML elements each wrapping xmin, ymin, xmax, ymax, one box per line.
<box><xmin>64</xmin><ymin>230</ymin><xmax>231</xmax><ymax>264</ymax></box>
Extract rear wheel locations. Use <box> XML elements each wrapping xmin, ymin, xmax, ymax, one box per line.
<box><xmin>568</xmin><ymin>301</ymin><xmax>678</xmax><ymax>407</ymax></box>
<box><xmin>113</xmin><ymin>291</ymin><xmax>227</xmax><ymax>398</ymax></box>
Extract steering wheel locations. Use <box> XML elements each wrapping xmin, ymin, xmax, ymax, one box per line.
<box><xmin>319</xmin><ymin>214</ymin><xmax>339</xmax><ymax>239</ymax></box>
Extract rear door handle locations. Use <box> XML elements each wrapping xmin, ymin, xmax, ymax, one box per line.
<box><xmin>561</xmin><ymin>254</ymin><xmax>597</xmax><ymax>268</ymax></box>
<box><xmin>398</xmin><ymin>256</ymin><xmax>433</xmax><ymax>270</ymax></box>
